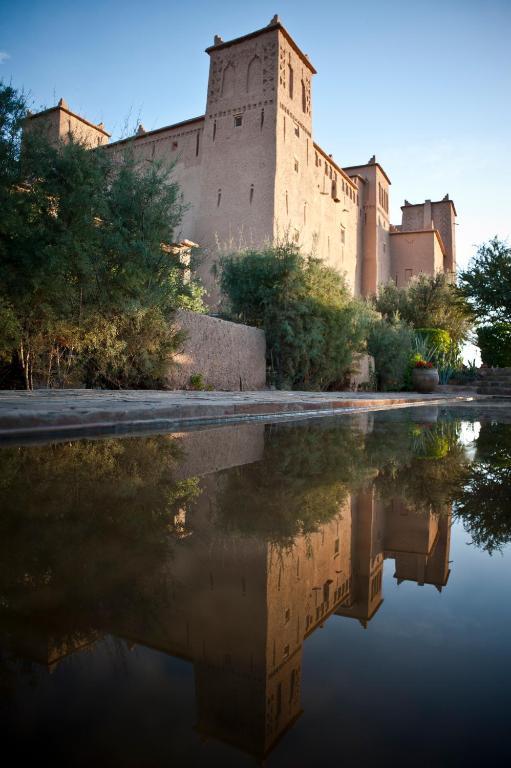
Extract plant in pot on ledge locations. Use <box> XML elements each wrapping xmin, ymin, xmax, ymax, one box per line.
<box><xmin>412</xmin><ymin>357</ymin><xmax>439</xmax><ymax>393</ymax></box>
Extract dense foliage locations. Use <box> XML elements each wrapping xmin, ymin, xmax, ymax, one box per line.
<box><xmin>220</xmin><ymin>243</ymin><xmax>376</xmax><ymax>389</ymax></box>
<box><xmin>415</xmin><ymin>328</ymin><xmax>452</xmax><ymax>357</ymax></box>
<box><xmin>367</xmin><ymin>317</ymin><xmax>414</xmax><ymax>390</ymax></box>
<box><xmin>459</xmin><ymin>237</ymin><xmax>511</xmax><ymax>323</ymax></box>
<box><xmin>476</xmin><ymin>323</ymin><xmax>511</xmax><ymax>367</ymax></box>
<box><xmin>0</xmin><ymin>83</ymin><xmax>204</xmax><ymax>389</ymax></box>
<box><xmin>373</xmin><ymin>273</ymin><xmax>473</xmax><ymax>345</ymax></box>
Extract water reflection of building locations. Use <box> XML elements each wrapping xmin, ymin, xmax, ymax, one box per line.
<box><xmin>0</xmin><ymin>422</ymin><xmax>453</xmax><ymax>762</ymax></box>
<box><xmin>104</xmin><ymin>484</ymin><xmax>452</xmax><ymax>759</ymax></box>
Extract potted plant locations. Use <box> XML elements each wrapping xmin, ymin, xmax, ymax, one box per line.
<box><xmin>412</xmin><ymin>358</ymin><xmax>439</xmax><ymax>393</ymax></box>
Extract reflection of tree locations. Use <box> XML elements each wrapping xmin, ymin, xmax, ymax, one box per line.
<box><xmin>214</xmin><ymin>421</ymin><xmax>375</xmax><ymax>546</ymax></box>
<box><xmin>454</xmin><ymin>422</ymin><xmax>511</xmax><ymax>553</ymax></box>
<box><xmin>0</xmin><ymin>436</ymin><xmax>200</xmax><ymax>634</ymax></box>
<box><xmin>370</xmin><ymin>420</ymin><xmax>470</xmax><ymax>514</ymax></box>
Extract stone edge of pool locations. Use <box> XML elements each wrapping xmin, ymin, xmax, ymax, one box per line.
<box><xmin>0</xmin><ymin>389</ymin><xmax>487</xmax><ymax>443</ymax></box>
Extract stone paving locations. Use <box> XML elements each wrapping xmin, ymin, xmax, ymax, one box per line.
<box><xmin>0</xmin><ymin>388</ymin><xmax>480</xmax><ymax>440</ymax></box>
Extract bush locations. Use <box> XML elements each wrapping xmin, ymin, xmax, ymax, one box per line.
<box><xmin>220</xmin><ymin>243</ymin><xmax>376</xmax><ymax>390</ymax></box>
<box><xmin>374</xmin><ymin>273</ymin><xmax>473</xmax><ymax>344</ymax></box>
<box><xmin>367</xmin><ymin>318</ymin><xmax>414</xmax><ymax>391</ymax></box>
<box><xmin>477</xmin><ymin>324</ymin><xmax>511</xmax><ymax>367</ymax></box>
<box><xmin>81</xmin><ymin>307</ymin><xmax>184</xmax><ymax>389</ymax></box>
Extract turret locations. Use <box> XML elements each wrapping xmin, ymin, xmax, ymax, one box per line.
<box><xmin>24</xmin><ymin>97</ymin><xmax>110</xmax><ymax>148</ymax></box>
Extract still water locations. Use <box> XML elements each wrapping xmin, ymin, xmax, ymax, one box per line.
<box><xmin>1</xmin><ymin>405</ymin><xmax>510</xmax><ymax>767</ymax></box>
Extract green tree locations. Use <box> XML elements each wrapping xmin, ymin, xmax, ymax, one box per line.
<box><xmin>459</xmin><ymin>237</ymin><xmax>511</xmax><ymax>322</ymax></box>
<box><xmin>0</xmin><ymin>82</ymin><xmax>204</xmax><ymax>389</ymax></box>
<box><xmin>374</xmin><ymin>273</ymin><xmax>473</xmax><ymax>345</ymax></box>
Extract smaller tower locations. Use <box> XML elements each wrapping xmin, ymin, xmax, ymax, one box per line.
<box><xmin>343</xmin><ymin>156</ymin><xmax>392</xmax><ymax>296</ymax></box>
<box><xmin>24</xmin><ymin>98</ymin><xmax>110</xmax><ymax>148</ymax></box>
<box><xmin>400</xmin><ymin>195</ymin><xmax>457</xmax><ymax>274</ymax></box>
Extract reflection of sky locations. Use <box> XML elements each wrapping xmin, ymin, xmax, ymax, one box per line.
<box><xmin>459</xmin><ymin>420</ymin><xmax>481</xmax><ymax>460</ymax></box>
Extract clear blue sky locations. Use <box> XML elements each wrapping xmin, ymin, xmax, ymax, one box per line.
<box><xmin>1</xmin><ymin>0</ymin><xmax>510</xmax><ymax>270</ymax></box>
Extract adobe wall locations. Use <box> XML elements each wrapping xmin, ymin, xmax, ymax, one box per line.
<box><xmin>390</xmin><ymin>230</ymin><xmax>444</xmax><ymax>287</ymax></box>
<box><xmin>167</xmin><ymin>309</ymin><xmax>266</xmax><ymax>391</ymax></box>
<box><xmin>106</xmin><ymin>117</ymin><xmax>205</xmax><ymax>247</ymax></box>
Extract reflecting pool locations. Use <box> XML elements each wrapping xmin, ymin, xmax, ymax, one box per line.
<box><xmin>1</xmin><ymin>404</ymin><xmax>510</xmax><ymax>766</ymax></box>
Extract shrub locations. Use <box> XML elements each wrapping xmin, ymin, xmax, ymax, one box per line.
<box><xmin>189</xmin><ymin>373</ymin><xmax>205</xmax><ymax>390</ymax></box>
<box><xmin>220</xmin><ymin>243</ymin><xmax>377</xmax><ymax>390</ymax></box>
<box><xmin>81</xmin><ymin>307</ymin><xmax>184</xmax><ymax>389</ymax></box>
<box><xmin>477</xmin><ymin>324</ymin><xmax>511</xmax><ymax>367</ymax></box>
<box><xmin>367</xmin><ymin>318</ymin><xmax>414</xmax><ymax>391</ymax></box>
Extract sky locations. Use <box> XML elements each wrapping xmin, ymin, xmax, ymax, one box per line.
<box><xmin>1</xmin><ymin>0</ymin><xmax>510</xmax><ymax>272</ymax></box>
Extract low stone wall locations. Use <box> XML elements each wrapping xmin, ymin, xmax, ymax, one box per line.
<box><xmin>347</xmin><ymin>353</ymin><xmax>375</xmax><ymax>391</ymax></box>
<box><xmin>167</xmin><ymin>310</ymin><xmax>266</xmax><ymax>391</ymax></box>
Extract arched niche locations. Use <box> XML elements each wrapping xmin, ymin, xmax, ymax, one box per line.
<box><xmin>247</xmin><ymin>55</ymin><xmax>262</xmax><ymax>93</ymax></box>
<box><xmin>222</xmin><ymin>63</ymin><xmax>235</xmax><ymax>97</ymax></box>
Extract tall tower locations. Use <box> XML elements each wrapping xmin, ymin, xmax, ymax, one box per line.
<box><xmin>343</xmin><ymin>157</ymin><xmax>392</xmax><ymax>296</ymax></box>
<box><xmin>194</xmin><ymin>18</ymin><xmax>283</xmax><ymax>300</ymax></box>
<box><xmin>194</xmin><ymin>16</ymin><xmax>316</xmax><ymax>304</ymax></box>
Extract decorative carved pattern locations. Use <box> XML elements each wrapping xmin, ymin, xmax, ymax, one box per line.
<box><xmin>304</xmin><ymin>75</ymin><xmax>311</xmax><ymax>114</ymax></box>
<box><xmin>279</xmin><ymin>45</ymin><xmax>287</xmax><ymax>89</ymax></box>
<box><xmin>208</xmin><ymin>57</ymin><xmax>223</xmax><ymax>104</ymax></box>
<box><xmin>262</xmin><ymin>40</ymin><xmax>276</xmax><ymax>93</ymax></box>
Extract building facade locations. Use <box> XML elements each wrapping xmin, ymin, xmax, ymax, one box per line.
<box><xmin>27</xmin><ymin>16</ymin><xmax>457</xmax><ymax>306</ymax></box>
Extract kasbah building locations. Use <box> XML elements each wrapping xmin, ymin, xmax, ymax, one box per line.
<box><xmin>27</xmin><ymin>15</ymin><xmax>457</xmax><ymax>307</ymax></box>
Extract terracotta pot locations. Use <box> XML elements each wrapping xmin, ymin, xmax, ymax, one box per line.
<box><xmin>412</xmin><ymin>367</ymin><xmax>439</xmax><ymax>393</ymax></box>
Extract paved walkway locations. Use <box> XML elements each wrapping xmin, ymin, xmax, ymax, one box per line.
<box><xmin>0</xmin><ymin>388</ymin><xmax>479</xmax><ymax>440</ymax></box>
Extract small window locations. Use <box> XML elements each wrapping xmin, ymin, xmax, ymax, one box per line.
<box><xmin>340</xmin><ymin>227</ymin><xmax>345</xmax><ymax>244</ymax></box>
<box><xmin>294</xmin><ymin>123</ymin><xmax>299</xmax><ymax>138</ymax></box>
<box><xmin>172</xmin><ymin>141</ymin><xmax>178</xmax><ymax>150</ymax></box>
<box><xmin>249</xmin><ymin>184</ymin><xmax>254</xmax><ymax>204</ymax></box>
<box><xmin>334</xmin><ymin>538</ymin><xmax>340</xmax><ymax>554</ymax></box>
<box><xmin>234</xmin><ymin>114</ymin><xmax>242</xmax><ymax>127</ymax></box>
<box><xmin>405</xmin><ymin>268</ymin><xmax>413</xmax><ymax>280</ymax></box>
<box><xmin>195</xmin><ymin>131</ymin><xmax>200</xmax><ymax>157</ymax></box>
<box><xmin>260</xmin><ymin>108</ymin><xmax>264</xmax><ymax>129</ymax></box>
<box><xmin>294</xmin><ymin>158</ymin><xmax>299</xmax><ymax>173</ymax></box>
<box><xmin>284</xmin><ymin>608</ymin><xmax>290</xmax><ymax>624</ymax></box>
<box><xmin>213</xmin><ymin>120</ymin><xmax>217</xmax><ymax>141</ymax></box>
<box><xmin>288</xmin><ymin>64</ymin><xmax>294</xmax><ymax>99</ymax></box>
<box><xmin>217</xmin><ymin>188</ymin><xmax>222</xmax><ymax>207</ymax></box>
